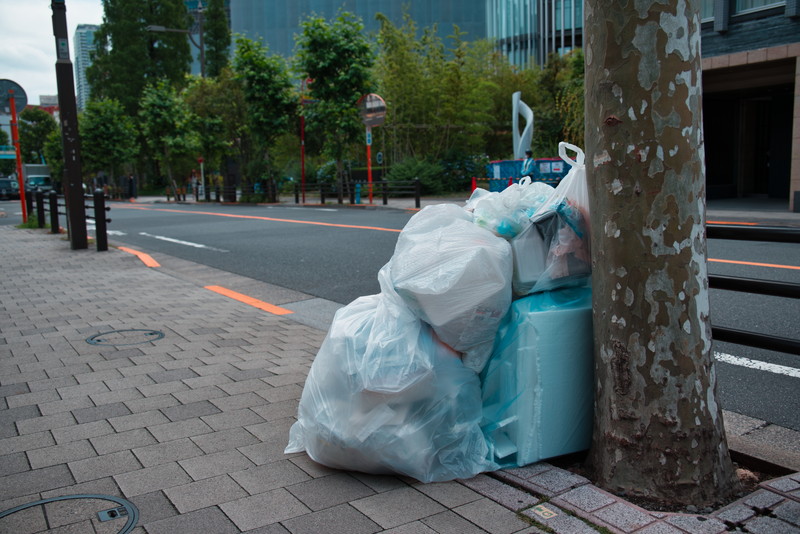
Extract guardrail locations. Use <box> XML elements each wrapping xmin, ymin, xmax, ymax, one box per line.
<box><xmin>28</xmin><ymin>190</ymin><xmax>111</xmax><ymax>252</ymax></box>
<box><xmin>707</xmin><ymin>223</ymin><xmax>800</xmax><ymax>356</ymax></box>
<box><xmin>294</xmin><ymin>180</ymin><xmax>422</xmax><ymax>208</ymax></box>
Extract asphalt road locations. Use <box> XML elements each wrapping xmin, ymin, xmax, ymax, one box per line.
<box><xmin>2</xmin><ymin>199</ymin><xmax>798</xmax><ymax>431</ymax></box>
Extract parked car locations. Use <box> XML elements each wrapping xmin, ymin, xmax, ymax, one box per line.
<box><xmin>0</xmin><ymin>178</ymin><xmax>20</xmax><ymax>200</ymax></box>
<box><xmin>25</xmin><ymin>175</ymin><xmax>53</xmax><ymax>193</ymax></box>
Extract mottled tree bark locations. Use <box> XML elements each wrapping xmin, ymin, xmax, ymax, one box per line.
<box><xmin>584</xmin><ymin>0</ymin><xmax>739</xmax><ymax>505</ymax></box>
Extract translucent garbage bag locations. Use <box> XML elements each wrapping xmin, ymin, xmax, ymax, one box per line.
<box><xmin>470</xmin><ymin>178</ymin><xmax>554</xmax><ymax>239</ymax></box>
<box><xmin>481</xmin><ymin>286</ymin><xmax>594</xmax><ymax>467</ymax></box>
<box><xmin>285</xmin><ymin>270</ymin><xmax>496</xmax><ymax>482</ymax></box>
<box><xmin>389</xmin><ymin>204</ymin><xmax>513</xmax><ymax>373</ymax></box>
<box><xmin>512</xmin><ymin>143</ymin><xmax>591</xmax><ymax>296</ymax></box>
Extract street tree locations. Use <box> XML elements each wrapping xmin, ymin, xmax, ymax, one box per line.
<box><xmin>204</xmin><ymin>0</ymin><xmax>231</xmax><ymax>78</ymax></box>
<box><xmin>0</xmin><ymin>129</ymin><xmax>15</xmax><ymax>175</ymax></box>
<box><xmin>232</xmin><ymin>36</ymin><xmax>296</xmax><ymax>200</ymax></box>
<box><xmin>138</xmin><ymin>80</ymin><xmax>201</xmax><ymax>186</ymax></box>
<box><xmin>88</xmin><ymin>0</ymin><xmax>192</xmax><ymax>115</ymax></box>
<box><xmin>183</xmin><ymin>69</ymin><xmax>246</xmax><ymax>182</ymax></box>
<box><xmin>79</xmin><ymin>99</ymin><xmax>137</xmax><ymax>187</ymax></box>
<box><xmin>584</xmin><ymin>0</ymin><xmax>739</xmax><ymax>506</ymax></box>
<box><xmin>295</xmin><ymin>12</ymin><xmax>373</xmax><ymax>202</ymax></box>
<box><xmin>42</xmin><ymin>129</ymin><xmax>64</xmax><ymax>186</ymax></box>
<box><xmin>19</xmin><ymin>108</ymin><xmax>58</xmax><ymax>164</ymax></box>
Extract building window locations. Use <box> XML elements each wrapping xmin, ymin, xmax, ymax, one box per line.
<box><xmin>700</xmin><ymin>0</ymin><xmax>714</xmax><ymax>20</ymax></box>
<box><xmin>734</xmin><ymin>0</ymin><xmax>785</xmax><ymax>14</ymax></box>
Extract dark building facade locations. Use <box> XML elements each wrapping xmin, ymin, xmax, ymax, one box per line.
<box><xmin>700</xmin><ymin>2</ymin><xmax>799</xmax><ymax>209</ymax></box>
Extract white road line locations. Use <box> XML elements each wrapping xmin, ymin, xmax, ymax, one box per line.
<box><xmin>139</xmin><ymin>232</ymin><xmax>228</xmax><ymax>252</ymax></box>
<box><xmin>107</xmin><ymin>230</ymin><xmax>127</xmax><ymax>236</ymax></box>
<box><xmin>714</xmin><ymin>351</ymin><xmax>800</xmax><ymax>379</ymax></box>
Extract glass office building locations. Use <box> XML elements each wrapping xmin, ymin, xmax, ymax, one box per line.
<box><xmin>229</xmin><ymin>0</ymin><xmax>487</xmax><ymax>58</ymax></box>
<box><xmin>487</xmin><ymin>0</ymin><xmax>582</xmax><ymax>68</ymax></box>
<box><xmin>73</xmin><ymin>24</ymin><xmax>99</xmax><ymax>111</ymax></box>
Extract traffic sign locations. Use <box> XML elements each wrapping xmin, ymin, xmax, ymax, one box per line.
<box><xmin>376</xmin><ymin>151</ymin><xmax>383</xmax><ymax>165</ymax></box>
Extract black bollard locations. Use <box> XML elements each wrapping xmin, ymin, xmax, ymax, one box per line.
<box><xmin>36</xmin><ymin>190</ymin><xmax>46</xmax><ymax>228</ymax></box>
<box><xmin>93</xmin><ymin>189</ymin><xmax>109</xmax><ymax>252</ymax></box>
<box><xmin>414</xmin><ymin>178</ymin><xmax>421</xmax><ymax>209</ymax></box>
<box><xmin>49</xmin><ymin>191</ymin><xmax>59</xmax><ymax>233</ymax></box>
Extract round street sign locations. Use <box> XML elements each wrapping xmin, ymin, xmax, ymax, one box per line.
<box><xmin>357</xmin><ymin>93</ymin><xmax>386</xmax><ymax>128</ymax></box>
<box><xmin>376</xmin><ymin>151</ymin><xmax>383</xmax><ymax>165</ymax></box>
<box><xmin>0</xmin><ymin>79</ymin><xmax>28</xmax><ymax>114</ymax></box>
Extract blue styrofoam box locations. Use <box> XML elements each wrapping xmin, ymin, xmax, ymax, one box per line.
<box><xmin>480</xmin><ymin>286</ymin><xmax>594</xmax><ymax>467</ymax></box>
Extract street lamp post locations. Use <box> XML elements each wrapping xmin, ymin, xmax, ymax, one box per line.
<box><xmin>146</xmin><ymin>0</ymin><xmax>205</xmax><ymax>77</ymax></box>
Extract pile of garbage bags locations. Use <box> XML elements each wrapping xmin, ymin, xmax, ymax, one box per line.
<box><xmin>286</xmin><ymin>142</ymin><xmax>594</xmax><ymax>482</ymax></box>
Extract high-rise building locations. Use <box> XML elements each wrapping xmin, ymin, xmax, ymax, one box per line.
<box><xmin>487</xmin><ymin>0</ymin><xmax>582</xmax><ymax>68</ymax></box>
<box><xmin>185</xmin><ymin>0</ymin><xmax>232</xmax><ymax>77</ymax></box>
<box><xmin>73</xmin><ymin>24</ymin><xmax>99</xmax><ymax>111</ymax></box>
<box><xmin>229</xmin><ymin>0</ymin><xmax>487</xmax><ymax>59</ymax></box>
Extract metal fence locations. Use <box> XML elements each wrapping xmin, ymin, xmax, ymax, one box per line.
<box><xmin>28</xmin><ymin>190</ymin><xmax>111</xmax><ymax>252</ymax></box>
<box><xmin>707</xmin><ymin>223</ymin><xmax>800</xmax><ymax>356</ymax></box>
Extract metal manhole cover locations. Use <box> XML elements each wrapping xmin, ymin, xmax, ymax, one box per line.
<box><xmin>86</xmin><ymin>329</ymin><xmax>165</xmax><ymax>346</ymax></box>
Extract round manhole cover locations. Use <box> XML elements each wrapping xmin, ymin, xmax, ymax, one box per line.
<box><xmin>86</xmin><ymin>329</ymin><xmax>165</xmax><ymax>346</ymax></box>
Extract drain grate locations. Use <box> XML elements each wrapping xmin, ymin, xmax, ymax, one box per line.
<box><xmin>86</xmin><ymin>329</ymin><xmax>165</xmax><ymax>346</ymax></box>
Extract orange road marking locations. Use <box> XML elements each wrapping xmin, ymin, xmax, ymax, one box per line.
<box><xmin>115</xmin><ymin>205</ymin><xmax>403</xmax><ymax>232</ymax></box>
<box><xmin>709</xmin><ymin>258</ymin><xmax>800</xmax><ymax>271</ymax></box>
<box><xmin>119</xmin><ymin>247</ymin><xmax>161</xmax><ymax>267</ymax></box>
<box><xmin>205</xmin><ymin>286</ymin><xmax>294</xmax><ymax>315</ymax></box>
<box><xmin>707</xmin><ymin>221</ymin><xmax>759</xmax><ymax>226</ymax></box>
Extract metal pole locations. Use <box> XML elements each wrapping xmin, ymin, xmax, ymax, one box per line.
<box><xmin>366</xmin><ymin>126</ymin><xmax>373</xmax><ymax>204</ymax></box>
<box><xmin>8</xmin><ymin>93</ymin><xmax>28</xmax><ymax>223</ymax></box>
<box><xmin>36</xmin><ymin>190</ymin><xmax>45</xmax><ymax>228</ymax></box>
<box><xmin>52</xmin><ymin>0</ymin><xmax>88</xmax><ymax>249</ymax></box>
<box><xmin>198</xmin><ymin>1</ymin><xmax>205</xmax><ymax>78</ymax></box>
<box><xmin>93</xmin><ymin>188</ymin><xmax>108</xmax><ymax>252</ymax></box>
<box><xmin>49</xmin><ymin>191</ymin><xmax>59</xmax><ymax>233</ymax></box>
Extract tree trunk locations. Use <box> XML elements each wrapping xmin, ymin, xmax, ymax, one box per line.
<box><xmin>584</xmin><ymin>0</ymin><xmax>739</xmax><ymax>506</ymax></box>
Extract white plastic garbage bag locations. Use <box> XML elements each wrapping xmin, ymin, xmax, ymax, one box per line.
<box><xmin>469</xmin><ymin>178</ymin><xmax>554</xmax><ymax>239</ymax></box>
<box><xmin>389</xmin><ymin>204</ymin><xmax>513</xmax><ymax>373</ymax></box>
<box><xmin>512</xmin><ymin>143</ymin><xmax>591</xmax><ymax>296</ymax></box>
<box><xmin>481</xmin><ymin>286</ymin><xmax>594</xmax><ymax>467</ymax></box>
<box><xmin>285</xmin><ymin>266</ymin><xmax>496</xmax><ymax>483</ymax></box>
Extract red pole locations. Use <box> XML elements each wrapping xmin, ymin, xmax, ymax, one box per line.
<box><xmin>366</xmin><ymin>126</ymin><xmax>373</xmax><ymax>204</ymax></box>
<box><xmin>300</xmin><ymin>113</ymin><xmax>306</xmax><ymax>204</ymax></box>
<box><xmin>9</xmin><ymin>92</ymin><xmax>27</xmax><ymax>223</ymax></box>
<box><xmin>471</xmin><ymin>176</ymin><xmax>476</xmax><ymax>192</ymax></box>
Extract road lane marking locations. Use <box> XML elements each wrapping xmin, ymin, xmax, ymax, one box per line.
<box><xmin>138</xmin><ymin>232</ymin><xmax>229</xmax><ymax>252</ymax></box>
<box><xmin>204</xmin><ymin>286</ymin><xmax>293</xmax><ymax>315</ymax></box>
<box><xmin>714</xmin><ymin>351</ymin><xmax>800</xmax><ymax>379</ymax></box>
<box><xmin>709</xmin><ymin>258</ymin><xmax>800</xmax><ymax>271</ymax></box>
<box><xmin>707</xmin><ymin>221</ymin><xmax>759</xmax><ymax>226</ymax></box>
<box><xmin>116</xmin><ymin>205</ymin><xmax>403</xmax><ymax>233</ymax></box>
<box><xmin>119</xmin><ymin>247</ymin><xmax>161</xmax><ymax>267</ymax></box>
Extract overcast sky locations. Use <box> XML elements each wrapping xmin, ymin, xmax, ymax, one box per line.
<box><xmin>1</xmin><ymin>1</ymin><xmax>104</xmax><ymax>106</ymax></box>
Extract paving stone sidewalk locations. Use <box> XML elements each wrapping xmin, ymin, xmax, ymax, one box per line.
<box><xmin>0</xmin><ymin>226</ymin><xmax>798</xmax><ymax>534</ymax></box>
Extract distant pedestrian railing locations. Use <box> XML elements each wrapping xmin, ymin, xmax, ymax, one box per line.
<box><xmin>294</xmin><ymin>179</ymin><xmax>422</xmax><ymax>208</ymax></box>
<box><xmin>707</xmin><ymin>223</ymin><xmax>800</xmax><ymax>356</ymax></box>
<box><xmin>28</xmin><ymin>190</ymin><xmax>111</xmax><ymax>252</ymax></box>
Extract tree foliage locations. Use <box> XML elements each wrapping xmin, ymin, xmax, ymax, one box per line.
<box><xmin>294</xmin><ymin>12</ymin><xmax>373</xmax><ymax>191</ymax></box>
<box><xmin>231</xmin><ymin>36</ymin><xmax>296</xmax><ymax>196</ymax></box>
<box><xmin>138</xmin><ymin>80</ymin><xmax>200</xmax><ymax>184</ymax></box>
<box><xmin>88</xmin><ymin>0</ymin><xmax>192</xmax><ymax>114</ymax></box>
<box><xmin>19</xmin><ymin>108</ymin><xmax>58</xmax><ymax>164</ymax></box>
<box><xmin>79</xmin><ymin>99</ymin><xmax>137</xmax><ymax>181</ymax></box>
<box><xmin>204</xmin><ymin>0</ymin><xmax>231</xmax><ymax>78</ymax></box>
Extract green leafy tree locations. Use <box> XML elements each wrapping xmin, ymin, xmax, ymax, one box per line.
<box><xmin>295</xmin><ymin>12</ymin><xmax>373</xmax><ymax>200</ymax></box>
<box><xmin>138</xmin><ymin>80</ymin><xmax>201</xmax><ymax>185</ymax></box>
<box><xmin>233</xmin><ymin>36</ymin><xmax>297</xmax><ymax>200</ymax></box>
<box><xmin>183</xmin><ymin>69</ymin><xmax>246</xmax><ymax>178</ymax></box>
<box><xmin>19</xmin><ymin>108</ymin><xmax>58</xmax><ymax>164</ymax></box>
<box><xmin>79</xmin><ymin>99</ymin><xmax>137</xmax><ymax>185</ymax></box>
<box><xmin>42</xmin><ymin>129</ymin><xmax>64</xmax><ymax>187</ymax></box>
<box><xmin>88</xmin><ymin>0</ymin><xmax>192</xmax><ymax>115</ymax></box>
<box><xmin>204</xmin><ymin>0</ymin><xmax>231</xmax><ymax>78</ymax></box>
